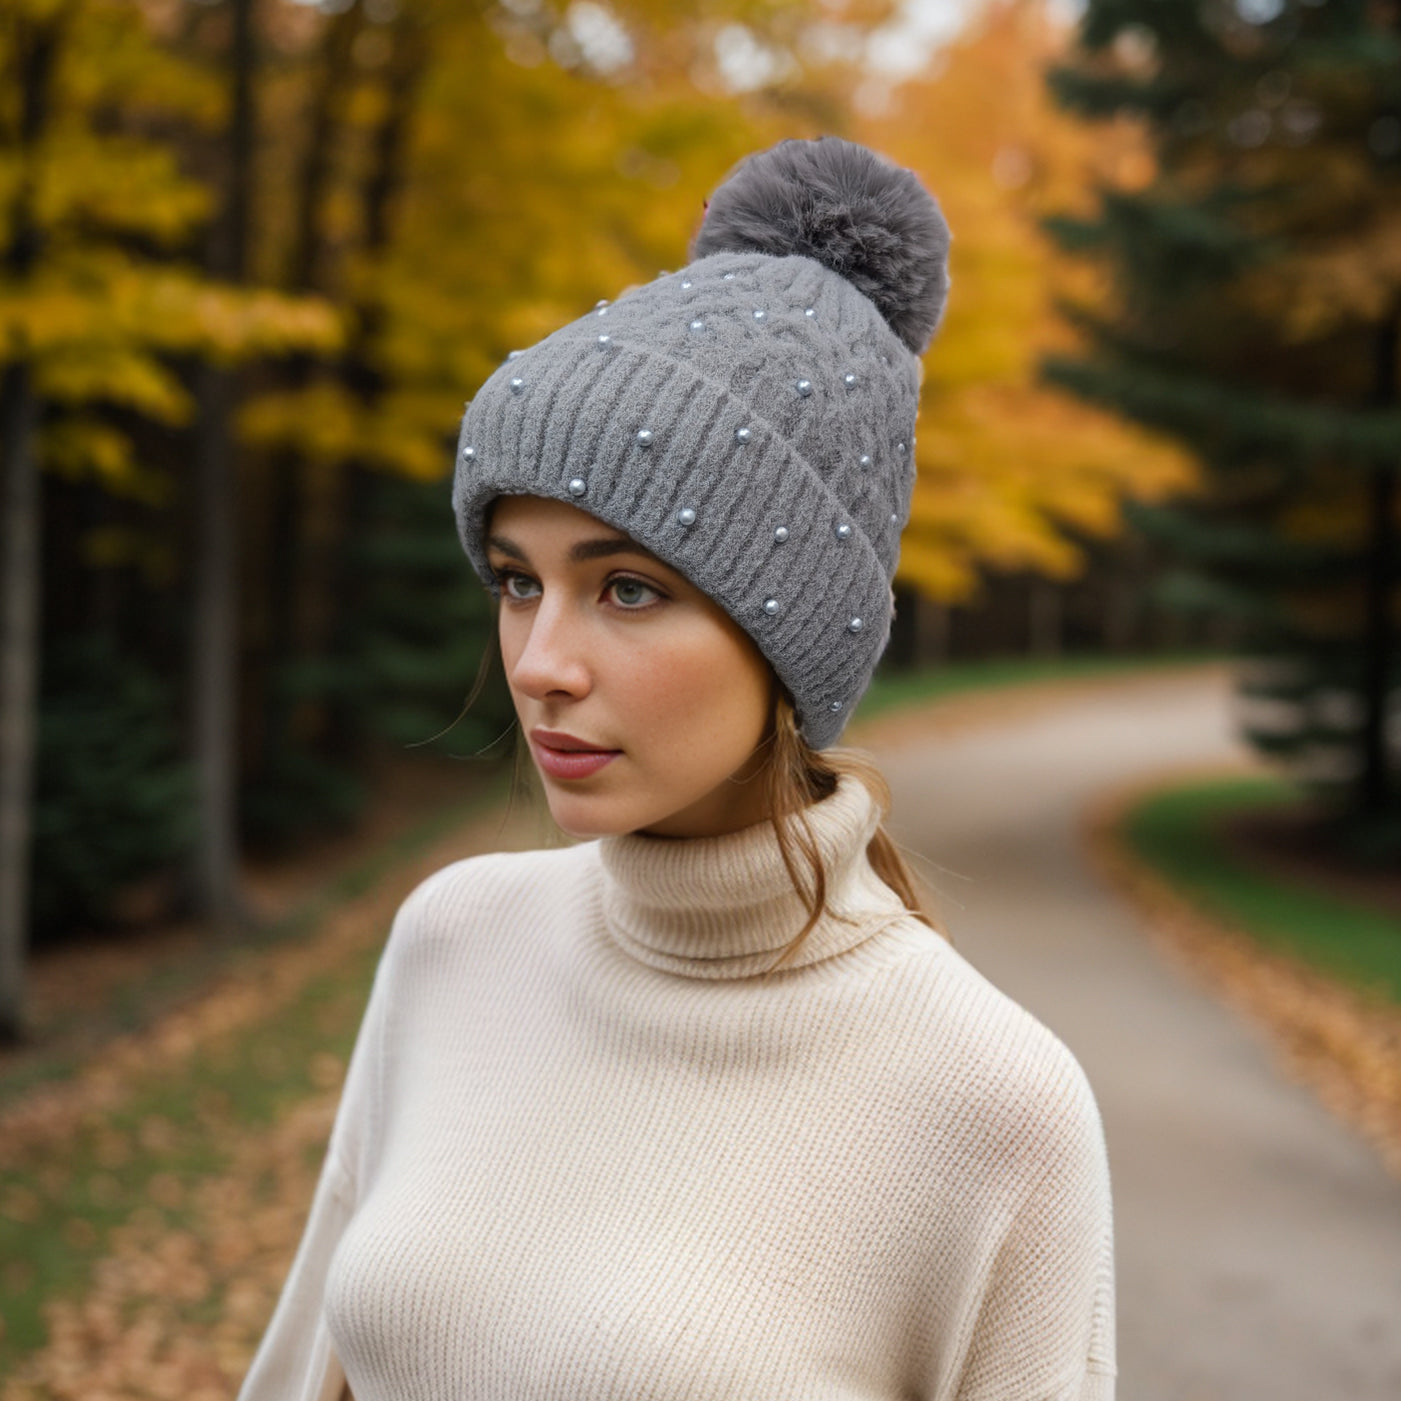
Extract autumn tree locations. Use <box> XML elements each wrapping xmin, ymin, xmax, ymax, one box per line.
<box><xmin>0</xmin><ymin>0</ymin><xmax>335</xmax><ymax>1030</ymax></box>
<box><xmin>1046</xmin><ymin>0</ymin><xmax>1401</xmax><ymax>832</ymax></box>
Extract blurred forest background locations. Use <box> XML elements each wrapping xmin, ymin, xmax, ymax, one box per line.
<box><xmin>1</xmin><ymin>0</ymin><xmax>1398</xmax><ymax>1041</ymax></box>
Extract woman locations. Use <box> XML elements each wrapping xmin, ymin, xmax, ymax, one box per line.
<box><xmin>239</xmin><ymin>137</ymin><xmax>1115</xmax><ymax>1401</ymax></box>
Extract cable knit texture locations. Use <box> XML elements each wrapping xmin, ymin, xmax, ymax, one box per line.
<box><xmin>238</xmin><ymin>775</ymin><xmax>1115</xmax><ymax>1401</ymax></box>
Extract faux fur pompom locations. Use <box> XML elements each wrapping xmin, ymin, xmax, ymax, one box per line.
<box><xmin>691</xmin><ymin>137</ymin><xmax>951</xmax><ymax>355</ymax></box>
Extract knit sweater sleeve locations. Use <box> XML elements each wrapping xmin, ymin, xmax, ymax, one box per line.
<box><xmin>236</xmin><ymin>884</ymin><xmax>406</xmax><ymax>1401</ymax></box>
<box><xmin>951</xmin><ymin>1057</ymin><xmax>1116</xmax><ymax>1401</ymax></box>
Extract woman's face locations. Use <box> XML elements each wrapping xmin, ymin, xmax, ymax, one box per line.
<box><xmin>487</xmin><ymin>494</ymin><xmax>776</xmax><ymax>839</ymax></box>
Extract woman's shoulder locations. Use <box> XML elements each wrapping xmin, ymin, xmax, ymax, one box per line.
<box><xmin>870</xmin><ymin>931</ymin><xmax>1107</xmax><ymax>1175</ymax></box>
<box><xmin>379</xmin><ymin>841</ymin><xmax>597</xmax><ymax>969</ymax></box>
<box><xmin>401</xmin><ymin>840</ymin><xmax>593</xmax><ymax>910</ymax></box>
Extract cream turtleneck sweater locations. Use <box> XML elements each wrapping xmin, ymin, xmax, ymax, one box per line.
<box><xmin>239</xmin><ymin>775</ymin><xmax>1115</xmax><ymax>1401</ymax></box>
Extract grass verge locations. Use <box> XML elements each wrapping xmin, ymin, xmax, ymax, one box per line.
<box><xmin>1122</xmin><ymin>774</ymin><xmax>1401</xmax><ymax>1006</ymax></box>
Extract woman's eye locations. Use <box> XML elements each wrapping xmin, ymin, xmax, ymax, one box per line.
<box><xmin>496</xmin><ymin>570</ymin><xmax>539</xmax><ymax>600</ymax></box>
<box><xmin>608</xmin><ymin>577</ymin><xmax>661</xmax><ymax>609</ymax></box>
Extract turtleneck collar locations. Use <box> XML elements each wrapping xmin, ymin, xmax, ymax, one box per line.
<box><xmin>595</xmin><ymin>773</ymin><xmax>911</xmax><ymax>979</ymax></box>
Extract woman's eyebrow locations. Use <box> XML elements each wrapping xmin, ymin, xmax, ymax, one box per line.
<box><xmin>486</xmin><ymin>534</ymin><xmax>662</xmax><ymax>565</ymax></box>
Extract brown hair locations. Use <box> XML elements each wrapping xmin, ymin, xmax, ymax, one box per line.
<box><xmin>758</xmin><ymin>689</ymin><xmax>944</xmax><ymax>974</ymax></box>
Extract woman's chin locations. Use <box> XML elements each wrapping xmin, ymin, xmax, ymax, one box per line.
<box><xmin>543</xmin><ymin>784</ymin><xmax>707</xmax><ymax>841</ymax></box>
<box><xmin>540</xmin><ymin>784</ymin><xmax>646</xmax><ymax>840</ymax></box>
<box><xmin>535</xmin><ymin>761</ymin><xmax>767</xmax><ymax>841</ymax></box>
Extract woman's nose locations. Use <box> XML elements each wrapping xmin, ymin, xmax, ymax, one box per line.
<box><xmin>508</xmin><ymin>598</ymin><xmax>592</xmax><ymax>700</ymax></box>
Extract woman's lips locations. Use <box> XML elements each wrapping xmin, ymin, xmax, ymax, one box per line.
<box><xmin>530</xmin><ymin>737</ymin><xmax>621</xmax><ymax>781</ymax></box>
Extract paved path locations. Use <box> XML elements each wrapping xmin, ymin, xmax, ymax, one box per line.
<box><xmin>868</xmin><ymin>667</ymin><xmax>1401</xmax><ymax>1401</ymax></box>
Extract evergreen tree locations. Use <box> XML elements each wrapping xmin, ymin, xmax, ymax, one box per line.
<box><xmin>351</xmin><ymin>474</ymin><xmax>515</xmax><ymax>758</ymax></box>
<box><xmin>1045</xmin><ymin>0</ymin><xmax>1401</xmax><ymax>836</ymax></box>
<box><xmin>238</xmin><ymin>472</ymin><xmax>515</xmax><ymax>850</ymax></box>
<box><xmin>31</xmin><ymin>635</ymin><xmax>191</xmax><ymax>941</ymax></box>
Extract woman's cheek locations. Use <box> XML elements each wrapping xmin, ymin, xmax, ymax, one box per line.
<box><xmin>643</xmin><ymin>636</ymin><xmax>736</xmax><ymax>737</ymax></box>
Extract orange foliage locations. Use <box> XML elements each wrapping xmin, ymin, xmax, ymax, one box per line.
<box><xmin>859</xmin><ymin>0</ymin><xmax>1196</xmax><ymax>601</ymax></box>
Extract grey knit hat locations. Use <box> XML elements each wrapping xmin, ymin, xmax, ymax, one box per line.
<box><xmin>453</xmin><ymin>137</ymin><xmax>950</xmax><ymax>748</ymax></box>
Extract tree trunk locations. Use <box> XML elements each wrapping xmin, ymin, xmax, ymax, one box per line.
<box><xmin>1101</xmin><ymin>532</ymin><xmax>1145</xmax><ymax>653</ymax></box>
<box><xmin>916</xmin><ymin>596</ymin><xmax>951</xmax><ymax>666</ymax></box>
<box><xmin>323</xmin><ymin>13</ymin><xmax>428</xmax><ymax>759</ymax></box>
<box><xmin>1029</xmin><ymin>576</ymin><xmax>1063</xmax><ymax>659</ymax></box>
<box><xmin>289</xmin><ymin>2</ymin><xmax>362</xmax><ymax>294</ymax></box>
<box><xmin>0</xmin><ymin>364</ymin><xmax>40</xmax><ymax>1041</ymax></box>
<box><xmin>190</xmin><ymin>362</ymin><xmax>245</xmax><ymax>929</ymax></box>
<box><xmin>258</xmin><ymin>2</ymin><xmax>364</xmax><ymax>787</ymax></box>
<box><xmin>1359</xmin><ymin>309</ymin><xmax>1399</xmax><ymax>819</ymax></box>
<box><xmin>189</xmin><ymin>0</ymin><xmax>256</xmax><ymax>931</ymax></box>
<box><xmin>0</xmin><ymin>13</ymin><xmax>63</xmax><ymax>1041</ymax></box>
<box><xmin>885</xmin><ymin>583</ymin><xmax>921</xmax><ymax>670</ymax></box>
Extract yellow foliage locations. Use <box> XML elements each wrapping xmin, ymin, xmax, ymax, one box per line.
<box><xmin>76</xmin><ymin>7</ymin><xmax>224</xmax><ymax>129</ymax></box>
<box><xmin>188</xmin><ymin>285</ymin><xmax>343</xmax><ymax>365</ymax></box>
<box><xmin>40</xmin><ymin>416</ymin><xmax>172</xmax><ymax>505</ymax></box>
<box><xmin>239</xmin><ymin>378</ymin><xmax>453</xmax><ymax>481</ymax></box>
<box><xmin>38</xmin><ymin>341</ymin><xmax>192</xmax><ymax>423</ymax></box>
<box><xmin>0</xmin><ymin>0</ymin><xmax>340</xmax><ymax>491</ymax></box>
<box><xmin>332</xmin><ymin>4</ymin><xmax>803</xmax><ymax>491</ymax></box>
<box><xmin>11</xmin><ymin>250</ymin><xmax>299</xmax><ymax>350</ymax></box>
<box><xmin>237</xmin><ymin>382</ymin><xmax>365</xmax><ymax>462</ymax></box>
<box><xmin>32</xmin><ymin>130</ymin><xmax>209</xmax><ymax>243</ymax></box>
